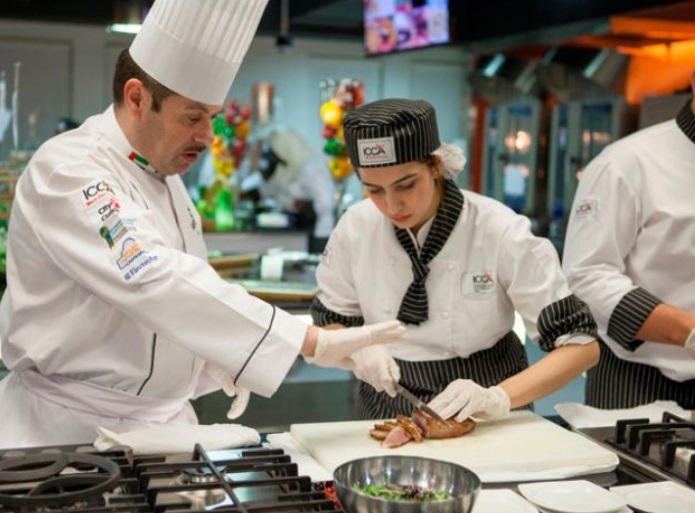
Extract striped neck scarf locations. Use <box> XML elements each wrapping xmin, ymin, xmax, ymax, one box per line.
<box><xmin>676</xmin><ymin>99</ymin><xmax>695</xmax><ymax>142</ymax></box>
<box><xmin>394</xmin><ymin>179</ymin><xmax>464</xmax><ymax>325</ymax></box>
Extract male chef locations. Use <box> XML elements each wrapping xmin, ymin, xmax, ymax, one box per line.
<box><xmin>0</xmin><ymin>0</ymin><xmax>403</xmax><ymax>448</ymax></box>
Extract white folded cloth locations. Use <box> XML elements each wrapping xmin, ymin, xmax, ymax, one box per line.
<box><xmin>265</xmin><ymin>432</ymin><xmax>333</xmax><ymax>481</ymax></box>
<box><xmin>94</xmin><ymin>423</ymin><xmax>260</xmax><ymax>455</ymax></box>
<box><xmin>555</xmin><ymin>400</ymin><xmax>692</xmax><ymax>429</ymax></box>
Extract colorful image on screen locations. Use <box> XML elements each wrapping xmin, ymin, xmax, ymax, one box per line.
<box><xmin>364</xmin><ymin>0</ymin><xmax>450</xmax><ymax>56</ymax></box>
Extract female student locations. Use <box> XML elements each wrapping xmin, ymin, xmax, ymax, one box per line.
<box><xmin>311</xmin><ymin>98</ymin><xmax>600</xmax><ymax>421</ymax></box>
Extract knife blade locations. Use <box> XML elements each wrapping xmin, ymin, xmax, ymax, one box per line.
<box><xmin>395</xmin><ymin>384</ymin><xmax>450</xmax><ymax>426</ymax></box>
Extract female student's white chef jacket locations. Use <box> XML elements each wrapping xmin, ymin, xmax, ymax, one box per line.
<box><xmin>0</xmin><ymin>106</ymin><xmax>306</xmax><ymax>448</ymax></box>
<box><xmin>314</xmin><ymin>189</ymin><xmax>594</xmax><ymax>361</ymax></box>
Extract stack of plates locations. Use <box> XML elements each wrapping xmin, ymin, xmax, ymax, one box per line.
<box><xmin>517</xmin><ymin>480</ymin><xmax>628</xmax><ymax>513</ymax></box>
<box><xmin>610</xmin><ymin>481</ymin><xmax>695</xmax><ymax>513</ymax></box>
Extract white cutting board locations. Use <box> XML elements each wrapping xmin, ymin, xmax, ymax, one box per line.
<box><xmin>290</xmin><ymin>411</ymin><xmax>618</xmax><ymax>482</ymax></box>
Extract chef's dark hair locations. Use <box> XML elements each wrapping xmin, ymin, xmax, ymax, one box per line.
<box><xmin>113</xmin><ymin>49</ymin><xmax>174</xmax><ymax>112</ymax></box>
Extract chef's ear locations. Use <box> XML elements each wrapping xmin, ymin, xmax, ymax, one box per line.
<box><xmin>123</xmin><ymin>78</ymin><xmax>149</xmax><ymax>118</ymax></box>
<box><xmin>429</xmin><ymin>154</ymin><xmax>444</xmax><ymax>182</ymax></box>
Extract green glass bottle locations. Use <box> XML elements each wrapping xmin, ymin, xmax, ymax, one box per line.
<box><xmin>214</xmin><ymin>186</ymin><xmax>235</xmax><ymax>232</ymax></box>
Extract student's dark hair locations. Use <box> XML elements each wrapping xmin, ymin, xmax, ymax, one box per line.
<box><xmin>112</xmin><ymin>49</ymin><xmax>175</xmax><ymax>111</ymax></box>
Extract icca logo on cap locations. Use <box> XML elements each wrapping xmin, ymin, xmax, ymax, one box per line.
<box><xmin>357</xmin><ymin>137</ymin><xmax>397</xmax><ymax>166</ymax></box>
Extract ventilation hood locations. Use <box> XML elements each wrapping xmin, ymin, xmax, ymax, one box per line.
<box><xmin>469</xmin><ymin>54</ymin><xmax>541</xmax><ymax>105</ymax></box>
<box><xmin>534</xmin><ymin>47</ymin><xmax>629</xmax><ymax>101</ymax></box>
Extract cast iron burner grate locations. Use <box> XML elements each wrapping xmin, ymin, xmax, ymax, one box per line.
<box><xmin>608</xmin><ymin>411</ymin><xmax>695</xmax><ymax>486</ymax></box>
<box><xmin>0</xmin><ymin>443</ymin><xmax>343</xmax><ymax>513</ymax></box>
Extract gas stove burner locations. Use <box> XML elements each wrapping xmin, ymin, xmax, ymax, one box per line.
<box><xmin>179</xmin><ymin>466</ymin><xmax>227</xmax><ymax>485</ymax></box>
<box><xmin>0</xmin><ymin>452</ymin><xmax>121</xmax><ymax>509</ymax></box>
<box><xmin>176</xmin><ymin>488</ymin><xmax>228</xmax><ymax>510</ymax></box>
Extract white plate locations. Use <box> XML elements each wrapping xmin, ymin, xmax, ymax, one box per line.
<box><xmin>610</xmin><ymin>481</ymin><xmax>695</xmax><ymax>513</ymax></box>
<box><xmin>518</xmin><ymin>480</ymin><xmax>627</xmax><ymax>513</ymax></box>
<box><xmin>473</xmin><ymin>489</ymin><xmax>538</xmax><ymax>513</ymax></box>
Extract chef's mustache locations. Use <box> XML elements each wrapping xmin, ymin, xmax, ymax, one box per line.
<box><xmin>183</xmin><ymin>145</ymin><xmax>206</xmax><ymax>154</ymax></box>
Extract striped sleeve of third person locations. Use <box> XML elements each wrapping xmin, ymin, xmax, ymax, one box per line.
<box><xmin>537</xmin><ymin>295</ymin><xmax>598</xmax><ymax>351</ymax></box>
<box><xmin>310</xmin><ymin>297</ymin><xmax>365</xmax><ymax>327</ymax></box>
<box><xmin>607</xmin><ymin>287</ymin><xmax>662</xmax><ymax>351</ymax></box>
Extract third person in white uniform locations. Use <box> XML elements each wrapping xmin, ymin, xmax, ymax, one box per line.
<box><xmin>563</xmin><ymin>84</ymin><xmax>695</xmax><ymax>409</ymax></box>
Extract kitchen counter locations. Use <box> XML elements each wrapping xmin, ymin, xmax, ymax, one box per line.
<box><xmin>204</xmin><ymin>230</ymin><xmax>309</xmax><ymax>253</ymax></box>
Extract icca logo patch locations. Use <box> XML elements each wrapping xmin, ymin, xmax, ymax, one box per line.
<box><xmin>82</xmin><ymin>180</ymin><xmax>113</xmax><ymax>207</ymax></box>
<box><xmin>574</xmin><ymin>197</ymin><xmax>599</xmax><ymax>220</ymax></box>
<box><xmin>461</xmin><ymin>271</ymin><xmax>496</xmax><ymax>296</ymax></box>
<box><xmin>357</xmin><ymin>137</ymin><xmax>397</xmax><ymax>166</ymax></box>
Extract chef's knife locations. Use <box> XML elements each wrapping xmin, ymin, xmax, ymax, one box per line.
<box><xmin>395</xmin><ymin>384</ymin><xmax>450</xmax><ymax>426</ymax></box>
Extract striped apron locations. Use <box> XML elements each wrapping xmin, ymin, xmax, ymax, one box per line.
<box><xmin>586</xmin><ymin>340</ymin><xmax>695</xmax><ymax>409</ymax></box>
<box><xmin>353</xmin><ymin>331</ymin><xmax>530</xmax><ymax>420</ymax></box>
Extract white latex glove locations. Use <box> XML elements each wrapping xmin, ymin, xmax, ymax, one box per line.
<box><xmin>307</xmin><ymin>320</ymin><xmax>405</xmax><ymax>368</ymax></box>
<box><xmin>206</xmin><ymin>364</ymin><xmax>251</xmax><ymax>420</ymax></box>
<box><xmin>349</xmin><ymin>345</ymin><xmax>401</xmax><ymax>397</ymax></box>
<box><xmin>427</xmin><ymin>379</ymin><xmax>511</xmax><ymax>422</ymax></box>
<box><xmin>685</xmin><ymin>326</ymin><xmax>695</xmax><ymax>361</ymax></box>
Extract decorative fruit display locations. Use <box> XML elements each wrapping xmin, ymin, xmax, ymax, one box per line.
<box><xmin>319</xmin><ymin>78</ymin><xmax>364</xmax><ymax>181</ymax></box>
<box><xmin>197</xmin><ymin>99</ymin><xmax>252</xmax><ymax>232</ymax></box>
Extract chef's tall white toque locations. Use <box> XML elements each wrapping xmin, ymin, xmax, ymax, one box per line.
<box><xmin>129</xmin><ymin>0</ymin><xmax>269</xmax><ymax>105</ymax></box>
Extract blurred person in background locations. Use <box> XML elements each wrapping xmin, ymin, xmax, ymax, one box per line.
<box><xmin>562</xmin><ymin>83</ymin><xmax>695</xmax><ymax>410</ymax></box>
<box><xmin>0</xmin><ymin>0</ymin><xmax>404</xmax><ymax>449</ymax></box>
<box><xmin>255</xmin><ymin>128</ymin><xmax>336</xmax><ymax>254</ymax></box>
<box><xmin>311</xmin><ymin>98</ymin><xmax>600</xmax><ymax>421</ymax></box>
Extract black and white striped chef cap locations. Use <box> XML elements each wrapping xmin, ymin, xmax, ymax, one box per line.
<box><xmin>343</xmin><ymin>98</ymin><xmax>440</xmax><ymax>168</ymax></box>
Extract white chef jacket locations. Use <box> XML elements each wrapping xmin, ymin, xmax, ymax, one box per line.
<box><xmin>260</xmin><ymin>154</ymin><xmax>336</xmax><ymax>238</ymax></box>
<box><xmin>0</xmin><ymin>106</ymin><xmax>306</xmax><ymax>447</ymax></box>
<box><xmin>315</xmin><ymin>189</ymin><xmax>594</xmax><ymax>361</ymax></box>
<box><xmin>563</xmin><ymin>116</ymin><xmax>695</xmax><ymax>382</ymax></box>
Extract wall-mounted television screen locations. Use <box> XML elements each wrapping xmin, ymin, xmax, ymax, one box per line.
<box><xmin>364</xmin><ymin>0</ymin><xmax>451</xmax><ymax>56</ymax></box>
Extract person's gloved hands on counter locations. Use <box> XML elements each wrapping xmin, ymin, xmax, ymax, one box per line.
<box><xmin>427</xmin><ymin>379</ymin><xmax>511</xmax><ymax>422</ymax></box>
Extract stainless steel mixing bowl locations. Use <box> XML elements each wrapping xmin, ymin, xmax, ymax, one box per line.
<box><xmin>333</xmin><ymin>455</ymin><xmax>481</xmax><ymax>513</ymax></box>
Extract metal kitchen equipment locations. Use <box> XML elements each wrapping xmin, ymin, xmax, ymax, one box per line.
<box><xmin>2</xmin><ymin>409</ymin><xmax>694</xmax><ymax>512</ymax></box>
<box><xmin>577</xmin><ymin>411</ymin><xmax>695</xmax><ymax>488</ymax></box>
<box><xmin>333</xmin><ymin>455</ymin><xmax>481</xmax><ymax>513</ymax></box>
<box><xmin>545</xmin><ymin>96</ymin><xmax>633</xmax><ymax>254</ymax></box>
<box><xmin>0</xmin><ymin>443</ymin><xmax>345</xmax><ymax>512</ymax></box>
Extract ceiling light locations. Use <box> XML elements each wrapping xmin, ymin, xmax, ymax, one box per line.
<box><xmin>107</xmin><ymin>23</ymin><xmax>142</xmax><ymax>34</ymax></box>
<box><xmin>107</xmin><ymin>0</ymin><xmax>151</xmax><ymax>35</ymax></box>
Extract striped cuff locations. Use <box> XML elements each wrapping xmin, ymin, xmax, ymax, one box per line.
<box><xmin>537</xmin><ymin>295</ymin><xmax>598</xmax><ymax>352</ymax></box>
<box><xmin>607</xmin><ymin>287</ymin><xmax>662</xmax><ymax>352</ymax></box>
<box><xmin>310</xmin><ymin>297</ymin><xmax>365</xmax><ymax>327</ymax></box>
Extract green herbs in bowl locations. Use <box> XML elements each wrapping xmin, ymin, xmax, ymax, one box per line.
<box><xmin>356</xmin><ymin>483</ymin><xmax>452</xmax><ymax>502</ymax></box>
<box><xmin>334</xmin><ymin>455</ymin><xmax>480</xmax><ymax>513</ymax></box>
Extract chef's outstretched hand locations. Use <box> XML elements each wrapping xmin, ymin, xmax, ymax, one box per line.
<box><xmin>207</xmin><ymin>364</ymin><xmax>251</xmax><ymax>420</ymax></box>
<box><xmin>349</xmin><ymin>345</ymin><xmax>401</xmax><ymax>397</ymax></box>
<box><xmin>307</xmin><ymin>320</ymin><xmax>405</xmax><ymax>369</ymax></box>
<box><xmin>428</xmin><ymin>379</ymin><xmax>510</xmax><ymax>422</ymax></box>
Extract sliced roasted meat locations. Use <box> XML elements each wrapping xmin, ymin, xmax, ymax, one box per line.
<box><xmin>382</xmin><ymin>426</ymin><xmax>412</xmax><ymax>448</ymax></box>
<box><xmin>412</xmin><ymin>408</ymin><xmax>476</xmax><ymax>439</ymax></box>
<box><xmin>370</xmin><ymin>420</ymin><xmax>397</xmax><ymax>441</ymax></box>
<box><xmin>396</xmin><ymin>414</ymin><xmax>423</xmax><ymax>442</ymax></box>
